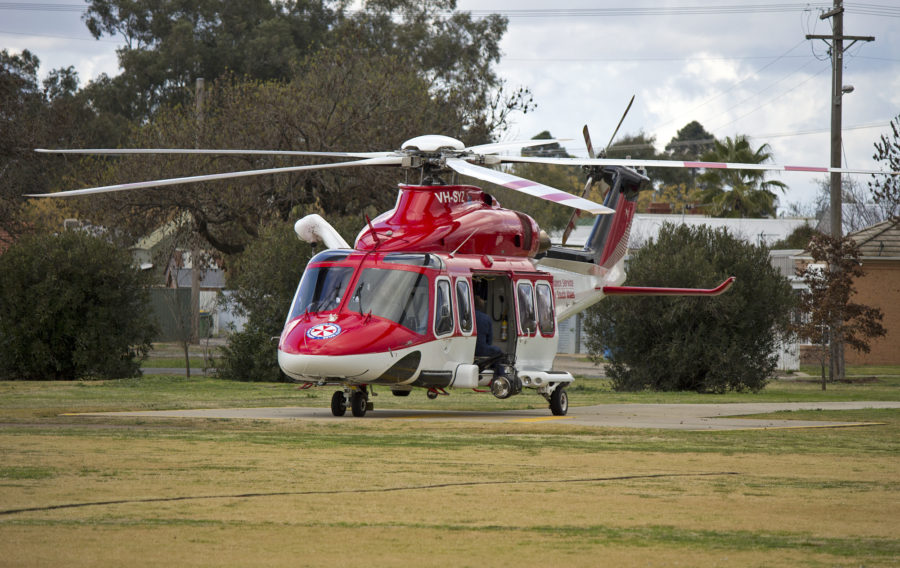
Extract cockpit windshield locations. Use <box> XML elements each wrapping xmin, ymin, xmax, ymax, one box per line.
<box><xmin>288</xmin><ymin>265</ymin><xmax>354</xmax><ymax>319</ymax></box>
<box><xmin>346</xmin><ymin>268</ymin><xmax>429</xmax><ymax>334</ymax></box>
<box><xmin>287</xmin><ymin>260</ymin><xmax>431</xmax><ymax>334</ymax></box>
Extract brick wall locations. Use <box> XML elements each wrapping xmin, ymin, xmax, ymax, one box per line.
<box><xmin>845</xmin><ymin>259</ymin><xmax>900</xmax><ymax>365</ymax></box>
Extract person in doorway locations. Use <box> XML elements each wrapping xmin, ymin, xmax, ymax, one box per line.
<box><xmin>474</xmin><ymin>296</ymin><xmax>505</xmax><ymax>375</ymax></box>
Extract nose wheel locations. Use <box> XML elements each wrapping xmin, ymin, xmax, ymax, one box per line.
<box><xmin>330</xmin><ymin>390</ymin><xmax>347</xmax><ymax>416</ymax></box>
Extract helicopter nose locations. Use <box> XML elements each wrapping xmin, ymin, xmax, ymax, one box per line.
<box><xmin>277</xmin><ymin>313</ymin><xmax>423</xmax><ymax>381</ymax></box>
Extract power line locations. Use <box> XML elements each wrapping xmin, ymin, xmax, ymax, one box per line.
<box><xmin>562</xmin><ymin>121</ymin><xmax>891</xmax><ymax>156</ymax></box>
<box><xmin>505</xmin><ymin>54</ymin><xmax>812</xmax><ymax>63</ymax></box>
<box><xmin>462</xmin><ymin>4</ymin><xmax>836</xmax><ymax>18</ymax></box>
<box><xmin>710</xmin><ymin>65</ymin><xmax>831</xmax><ymax>132</ymax></box>
<box><xmin>653</xmin><ymin>39</ymin><xmax>809</xmax><ymax>133</ymax></box>
<box><xmin>0</xmin><ymin>29</ymin><xmax>119</xmax><ymax>43</ymax></box>
<box><xmin>0</xmin><ymin>3</ymin><xmax>85</xmax><ymax>11</ymax></box>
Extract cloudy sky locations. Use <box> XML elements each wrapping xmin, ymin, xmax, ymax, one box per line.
<box><xmin>3</xmin><ymin>1</ymin><xmax>899</xmax><ymax>211</ymax></box>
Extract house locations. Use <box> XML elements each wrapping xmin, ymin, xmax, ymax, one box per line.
<box><xmin>132</xmin><ymin>221</ymin><xmax>242</xmax><ymax>339</ymax></box>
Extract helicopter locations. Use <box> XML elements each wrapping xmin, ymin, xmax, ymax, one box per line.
<box><xmin>30</xmin><ymin>128</ymin><xmax>896</xmax><ymax>417</ymax></box>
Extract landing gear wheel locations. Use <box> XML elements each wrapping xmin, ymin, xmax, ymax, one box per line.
<box><xmin>331</xmin><ymin>391</ymin><xmax>347</xmax><ymax>417</ymax></box>
<box><xmin>350</xmin><ymin>390</ymin><xmax>368</xmax><ymax>417</ymax></box>
<box><xmin>549</xmin><ymin>387</ymin><xmax>568</xmax><ymax>416</ymax></box>
<box><xmin>426</xmin><ymin>389</ymin><xmax>439</xmax><ymax>400</ymax></box>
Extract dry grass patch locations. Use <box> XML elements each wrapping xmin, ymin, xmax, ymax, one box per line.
<box><xmin>2</xmin><ymin>421</ymin><xmax>898</xmax><ymax>566</ymax></box>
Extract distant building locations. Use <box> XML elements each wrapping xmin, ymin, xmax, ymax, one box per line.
<box><xmin>131</xmin><ymin>220</ymin><xmax>243</xmax><ymax>339</ymax></box>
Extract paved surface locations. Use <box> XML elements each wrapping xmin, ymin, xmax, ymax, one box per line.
<box><xmin>75</xmin><ymin>401</ymin><xmax>900</xmax><ymax>431</ymax></box>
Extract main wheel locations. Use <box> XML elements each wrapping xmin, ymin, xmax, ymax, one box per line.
<box><xmin>549</xmin><ymin>387</ymin><xmax>568</xmax><ymax>416</ymax></box>
<box><xmin>331</xmin><ymin>391</ymin><xmax>347</xmax><ymax>417</ymax></box>
<box><xmin>350</xmin><ymin>390</ymin><xmax>368</xmax><ymax>417</ymax></box>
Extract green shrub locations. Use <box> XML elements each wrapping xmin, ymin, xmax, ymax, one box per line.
<box><xmin>584</xmin><ymin>223</ymin><xmax>794</xmax><ymax>393</ymax></box>
<box><xmin>0</xmin><ymin>232</ymin><xmax>155</xmax><ymax>380</ymax></box>
<box><xmin>216</xmin><ymin>325</ymin><xmax>283</xmax><ymax>382</ymax></box>
<box><xmin>216</xmin><ymin>222</ymin><xmax>312</xmax><ymax>381</ymax></box>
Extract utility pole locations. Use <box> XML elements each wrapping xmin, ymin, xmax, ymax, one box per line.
<box><xmin>806</xmin><ymin>0</ymin><xmax>873</xmax><ymax>380</ymax></box>
<box><xmin>191</xmin><ymin>77</ymin><xmax>205</xmax><ymax>345</ymax></box>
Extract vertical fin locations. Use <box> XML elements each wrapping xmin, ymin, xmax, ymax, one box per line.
<box><xmin>583</xmin><ymin>167</ymin><xmax>649</xmax><ymax>266</ymax></box>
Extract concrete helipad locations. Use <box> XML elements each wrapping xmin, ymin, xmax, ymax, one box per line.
<box><xmin>74</xmin><ymin>401</ymin><xmax>900</xmax><ymax>431</ymax></box>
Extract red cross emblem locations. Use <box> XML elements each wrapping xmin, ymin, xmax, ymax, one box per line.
<box><xmin>306</xmin><ymin>323</ymin><xmax>342</xmax><ymax>340</ymax></box>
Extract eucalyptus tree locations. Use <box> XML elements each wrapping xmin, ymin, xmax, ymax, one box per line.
<box><xmin>70</xmin><ymin>44</ymin><xmax>474</xmax><ymax>256</ymax></box>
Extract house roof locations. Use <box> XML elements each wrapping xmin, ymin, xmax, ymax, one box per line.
<box><xmin>849</xmin><ymin>218</ymin><xmax>900</xmax><ymax>258</ymax></box>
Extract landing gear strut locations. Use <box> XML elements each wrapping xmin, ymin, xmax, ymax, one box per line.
<box><xmin>331</xmin><ymin>387</ymin><xmax>372</xmax><ymax>417</ymax></box>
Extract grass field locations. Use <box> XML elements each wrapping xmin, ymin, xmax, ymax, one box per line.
<box><xmin>1</xmin><ymin>368</ymin><xmax>898</xmax><ymax>567</ymax></box>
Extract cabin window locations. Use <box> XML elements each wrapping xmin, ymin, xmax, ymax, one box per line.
<box><xmin>536</xmin><ymin>283</ymin><xmax>555</xmax><ymax>335</ymax></box>
<box><xmin>456</xmin><ymin>279</ymin><xmax>473</xmax><ymax>334</ymax></box>
<box><xmin>288</xmin><ymin>265</ymin><xmax>354</xmax><ymax>320</ymax></box>
<box><xmin>434</xmin><ymin>278</ymin><xmax>454</xmax><ymax>336</ymax></box>
<box><xmin>346</xmin><ymin>268</ymin><xmax>429</xmax><ymax>334</ymax></box>
<box><xmin>516</xmin><ymin>281</ymin><xmax>536</xmax><ymax>334</ymax></box>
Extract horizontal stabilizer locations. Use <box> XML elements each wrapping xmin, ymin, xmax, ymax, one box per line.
<box><xmin>601</xmin><ymin>276</ymin><xmax>735</xmax><ymax>296</ymax></box>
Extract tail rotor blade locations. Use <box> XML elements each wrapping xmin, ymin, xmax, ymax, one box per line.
<box><xmin>561</xmin><ymin>176</ymin><xmax>593</xmax><ymax>245</ymax></box>
<box><xmin>604</xmin><ymin>94</ymin><xmax>634</xmax><ymax>154</ymax></box>
<box><xmin>583</xmin><ymin>126</ymin><xmax>596</xmax><ymax>160</ymax></box>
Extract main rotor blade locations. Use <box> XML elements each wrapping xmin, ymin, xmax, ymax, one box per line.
<box><xmin>445</xmin><ymin>158</ymin><xmax>613</xmax><ymax>215</ymax></box>
<box><xmin>25</xmin><ymin>156</ymin><xmax>403</xmax><ymax>198</ymax></box>
<box><xmin>465</xmin><ymin>138</ymin><xmax>571</xmax><ymax>155</ymax></box>
<box><xmin>501</xmin><ymin>155</ymin><xmax>900</xmax><ymax>176</ymax></box>
<box><xmin>36</xmin><ymin>148</ymin><xmax>393</xmax><ymax>158</ymax></box>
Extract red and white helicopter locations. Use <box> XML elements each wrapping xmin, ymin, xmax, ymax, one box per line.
<box><xmin>32</xmin><ymin>128</ymin><xmax>896</xmax><ymax>417</ymax></box>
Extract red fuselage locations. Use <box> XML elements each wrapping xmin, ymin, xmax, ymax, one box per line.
<box><xmin>357</xmin><ymin>184</ymin><xmax>545</xmax><ymax>257</ymax></box>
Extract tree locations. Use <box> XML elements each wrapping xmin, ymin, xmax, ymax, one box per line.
<box><xmin>793</xmin><ymin>233</ymin><xmax>886</xmax><ymax>389</ymax></box>
<box><xmin>770</xmin><ymin>224</ymin><xmax>819</xmax><ymax>250</ymax></box>
<box><xmin>697</xmin><ymin>135</ymin><xmax>787</xmax><ymax>218</ymax></box>
<box><xmin>0</xmin><ymin>231</ymin><xmax>156</xmax><ymax>380</ymax></box>
<box><xmin>660</xmin><ymin>120</ymin><xmax>715</xmax><ymax>189</ymax></box>
<box><xmin>82</xmin><ymin>0</ymin><xmax>518</xmax><ymax>132</ymax></box>
<box><xmin>584</xmin><ymin>223</ymin><xmax>794</xmax><ymax>393</ymax></box>
<box><xmin>811</xmin><ymin>176</ymin><xmax>898</xmax><ymax>234</ymax></box>
<box><xmin>216</xmin><ymin>221</ymin><xmax>314</xmax><ymax>381</ymax></box>
<box><xmin>0</xmin><ymin>49</ymin><xmax>128</xmax><ymax>243</ymax></box>
<box><xmin>871</xmin><ymin>114</ymin><xmax>900</xmax><ymax>220</ymax></box>
<box><xmin>83</xmin><ymin>0</ymin><xmax>337</xmax><ymax>120</ymax></box>
<box><xmin>70</xmin><ymin>44</ymin><xmax>470</xmax><ymax>256</ymax></box>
